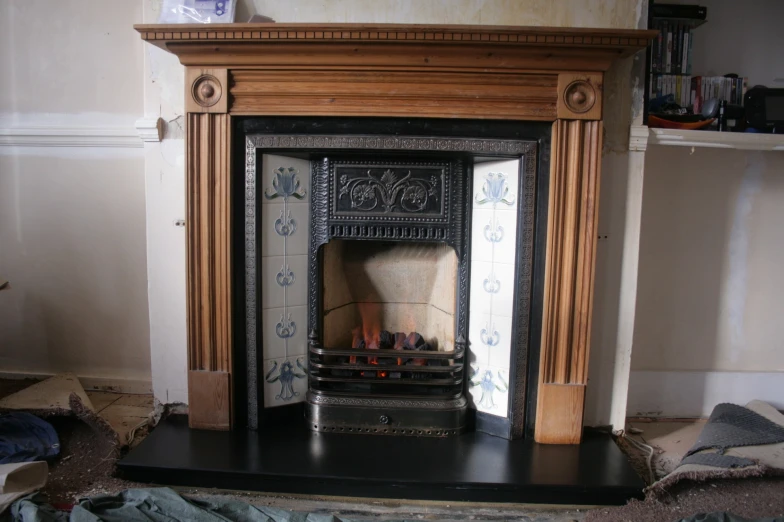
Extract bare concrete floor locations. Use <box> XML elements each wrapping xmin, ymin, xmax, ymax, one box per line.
<box><xmin>85</xmin><ymin>391</ymin><xmax>154</xmax><ymax>446</ymax></box>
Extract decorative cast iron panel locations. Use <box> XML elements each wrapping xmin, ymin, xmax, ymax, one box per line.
<box><xmin>331</xmin><ymin>162</ymin><xmax>447</xmax><ymax>219</ymax></box>
<box><xmin>321</xmin><ymin>157</ymin><xmax>466</xmax><ymax>259</ymax></box>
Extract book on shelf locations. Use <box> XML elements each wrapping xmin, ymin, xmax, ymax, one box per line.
<box><xmin>651</xmin><ymin>17</ymin><xmax>698</xmax><ymax>75</ymax></box>
<box><xmin>665</xmin><ymin>21</ymin><xmax>672</xmax><ymax>73</ymax></box>
<box><xmin>672</xmin><ymin>22</ymin><xmax>683</xmax><ymax>73</ymax></box>
<box><xmin>651</xmin><ymin>74</ymin><xmax>749</xmax><ymax>111</ymax></box>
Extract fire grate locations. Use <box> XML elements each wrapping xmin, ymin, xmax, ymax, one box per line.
<box><xmin>308</xmin><ymin>334</ymin><xmax>466</xmax><ymax>397</ymax></box>
<box><xmin>305</xmin><ymin>154</ymin><xmax>471</xmax><ymax>436</ymax></box>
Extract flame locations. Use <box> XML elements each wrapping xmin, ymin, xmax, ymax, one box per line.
<box><xmin>358</xmin><ymin>302</ymin><xmax>381</xmax><ymax>364</ymax></box>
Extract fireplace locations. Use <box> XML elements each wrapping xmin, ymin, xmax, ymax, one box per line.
<box><xmin>135</xmin><ymin>22</ymin><xmax>655</xmax><ymax>445</ymax></box>
<box><xmin>122</xmin><ymin>22</ymin><xmax>656</xmax><ymax>505</ymax></box>
<box><xmin>242</xmin><ymin>122</ymin><xmax>544</xmax><ymax>439</ymax></box>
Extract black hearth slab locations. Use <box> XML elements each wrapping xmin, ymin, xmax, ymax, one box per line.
<box><xmin>119</xmin><ymin>416</ymin><xmax>644</xmax><ymax>505</ymax></box>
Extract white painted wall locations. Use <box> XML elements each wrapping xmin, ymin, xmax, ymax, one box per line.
<box><xmin>142</xmin><ymin>0</ymin><xmax>649</xmax><ymax>430</ymax></box>
<box><xmin>0</xmin><ymin>1</ymin><xmax>152</xmax><ymax>390</ymax></box>
<box><xmin>628</xmin><ymin>148</ymin><xmax>784</xmax><ymax>416</ymax></box>
<box><xmin>140</xmin><ymin>1</ymin><xmax>187</xmax><ymax>403</ymax></box>
<box><xmin>628</xmin><ymin>2</ymin><xmax>784</xmax><ymax>417</ymax></box>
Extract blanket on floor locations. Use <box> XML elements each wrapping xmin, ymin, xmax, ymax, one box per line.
<box><xmin>12</xmin><ymin>487</ymin><xmax>366</xmax><ymax>522</ymax></box>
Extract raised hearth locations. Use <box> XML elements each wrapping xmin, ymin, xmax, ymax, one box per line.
<box><xmin>119</xmin><ymin>415</ymin><xmax>645</xmax><ymax>505</ymax></box>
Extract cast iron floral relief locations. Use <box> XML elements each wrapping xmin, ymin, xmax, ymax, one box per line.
<box><xmin>331</xmin><ymin>162</ymin><xmax>447</xmax><ymax>220</ymax></box>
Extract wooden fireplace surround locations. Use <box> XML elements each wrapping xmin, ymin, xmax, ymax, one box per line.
<box><xmin>135</xmin><ymin>23</ymin><xmax>654</xmax><ymax>444</ymax></box>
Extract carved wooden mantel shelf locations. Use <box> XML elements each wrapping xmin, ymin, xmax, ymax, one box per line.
<box><xmin>135</xmin><ymin>23</ymin><xmax>654</xmax><ymax>444</ymax></box>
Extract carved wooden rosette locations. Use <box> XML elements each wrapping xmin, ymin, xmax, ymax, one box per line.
<box><xmin>151</xmin><ymin>23</ymin><xmax>654</xmax><ymax>440</ymax></box>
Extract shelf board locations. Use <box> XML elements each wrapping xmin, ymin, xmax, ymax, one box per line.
<box><xmin>645</xmin><ymin>127</ymin><xmax>784</xmax><ymax>151</ymax></box>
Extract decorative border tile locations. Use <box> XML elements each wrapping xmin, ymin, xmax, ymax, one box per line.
<box><xmin>263</xmin><ymin>356</ymin><xmax>308</xmax><ymax>408</ymax></box>
<box><xmin>468</xmin><ymin>365</ymin><xmax>510</xmax><ymax>415</ymax></box>
<box><xmin>259</xmin><ymin>155</ymin><xmax>311</xmax><ymax>412</ymax></box>
<box><xmin>467</xmin><ymin>159</ymin><xmax>521</xmax><ymax>418</ymax></box>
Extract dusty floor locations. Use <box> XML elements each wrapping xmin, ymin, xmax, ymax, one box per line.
<box><xmin>41</xmin><ymin>391</ymin><xmax>155</xmax><ymax>503</ymax></box>
<box><xmin>0</xmin><ymin>380</ymin><xmax>153</xmax><ymax>505</ymax></box>
<box><xmin>586</xmin><ymin>477</ymin><xmax>784</xmax><ymax>522</ymax></box>
<box><xmin>4</xmin><ymin>380</ymin><xmax>784</xmax><ymax>520</ymax></box>
<box><xmin>590</xmin><ymin>417</ymin><xmax>784</xmax><ymax>522</ymax></box>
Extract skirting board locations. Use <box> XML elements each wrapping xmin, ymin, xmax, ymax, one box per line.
<box><xmin>0</xmin><ymin>371</ymin><xmax>152</xmax><ymax>395</ymax></box>
<box><xmin>627</xmin><ymin>370</ymin><xmax>784</xmax><ymax>418</ymax></box>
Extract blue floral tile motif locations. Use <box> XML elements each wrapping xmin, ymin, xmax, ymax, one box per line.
<box><xmin>483</xmin><ymin>219</ymin><xmax>504</xmax><ymax>243</ymax></box>
<box><xmin>276</xmin><ymin>264</ymin><xmax>295</xmax><ymax>287</ymax></box>
<box><xmin>475</xmin><ymin>172</ymin><xmax>515</xmax><ymax>207</ymax></box>
<box><xmin>265</xmin><ymin>358</ymin><xmax>307</xmax><ymax>401</ymax></box>
<box><xmin>483</xmin><ymin>273</ymin><xmax>500</xmax><ymax>294</ymax></box>
<box><xmin>469</xmin><ymin>365</ymin><xmax>509</xmax><ymax>410</ymax></box>
<box><xmin>469</xmin><ymin>160</ymin><xmax>519</xmax><ymax>417</ymax></box>
<box><xmin>275</xmin><ymin>313</ymin><xmax>296</xmax><ymax>339</ymax></box>
<box><xmin>480</xmin><ymin>322</ymin><xmax>500</xmax><ymax>347</ymax></box>
<box><xmin>265</xmin><ymin>162</ymin><xmax>308</xmax><ymax>387</ymax></box>
<box><xmin>274</xmin><ymin>209</ymin><xmax>297</xmax><ymax>237</ymax></box>
<box><xmin>265</xmin><ymin>167</ymin><xmax>306</xmax><ymax>201</ymax></box>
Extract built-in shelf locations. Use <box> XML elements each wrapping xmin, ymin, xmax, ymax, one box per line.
<box><xmin>630</xmin><ymin>125</ymin><xmax>784</xmax><ymax>152</ymax></box>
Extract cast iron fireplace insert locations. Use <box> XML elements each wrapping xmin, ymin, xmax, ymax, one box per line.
<box><xmin>235</xmin><ymin>116</ymin><xmax>551</xmax><ymax>440</ymax></box>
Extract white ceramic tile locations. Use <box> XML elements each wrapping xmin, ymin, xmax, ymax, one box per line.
<box><xmin>468</xmin><ymin>260</ymin><xmax>494</xmax><ymax>318</ymax></box>
<box><xmin>260</xmin><ymin>255</ymin><xmax>308</xmax><ymax>309</ymax></box>
<box><xmin>261</xmin><ymin>155</ymin><xmax>311</xmax><ymax>204</ymax></box>
<box><xmin>470</xmin><ymin>208</ymin><xmax>518</xmax><ymax>264</ymax></box>
<box><xmin>261</xmin><ymin>305</ymin><xmax>308</xmax><ymax>361</ymax></box>
<box><xmin>469</xmin><ymin>310</ymin><xmax>506</xmax><ymax>367</ymax></box>
<box><xmin>472</xmin><ymin>159</ymin><xmax>520</xmax><ymax>210</ymax></box>
<box><xmin>491</xmin><ymin>209</ymin><xmax>520</xmax><ymax>264</ymax></box>
<box><xmin>488</xmin><ymin>315</ymin><xmax>513</xmax><ymax>370</ymax></box>
<box><xmin>491</xmin><ymin>262</ymin><xmax>516</xmax><ymax>318</ymax></box>
<box><xmin>260</xmin><ymin>203</ymin><xmax>310</xmax><ymax>257</ymax></box>
<box><xmin>292</xmin><ymin>356</ymin><xmax>309</xmax><ymax>400</ymax></box>
<box><xmin>470</xmin><ymin>208</ymin><xmax>493</xmax><ymax>263</ymax></box>
<box><xmin>467</xmin><ymin>312</ymin><xmax>490</xmax><ymax>367</ymax></box>
<box><xmin>469</xmin><ymin>365</ymin><xmax>509</xmax><ymax>416</ymax></box>
<box><xmin>263</xmin><ymin>356</ymin><xmax>308</xmax><ymax>408</ymax></box>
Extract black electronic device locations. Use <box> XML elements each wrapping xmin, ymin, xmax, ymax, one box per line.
<box><xmin>745</xmin><ymin>86</ymin><xmax>784</xmax><ymax>132</ymax></box>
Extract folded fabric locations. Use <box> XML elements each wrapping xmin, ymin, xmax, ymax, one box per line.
<box><xmin>0</xmin><ymin>413</ymin><xmax>60</xmax><ymax>464</ymax></box>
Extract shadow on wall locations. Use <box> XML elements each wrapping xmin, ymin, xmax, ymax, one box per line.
<box><xmin>629</xmin><ymin>147</ymin><xmax>784</xmax><ymax>417</ymax></box>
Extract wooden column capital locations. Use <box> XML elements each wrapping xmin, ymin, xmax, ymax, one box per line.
<box><xmin>186</xmin><ymin>68</ymin><xmax>228</xmax><ymax>114</ymax></box>
<box><xmin>557</xmin><ymin>73</ymin><xmax>603</xmax><ymax>120</ymax></box>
